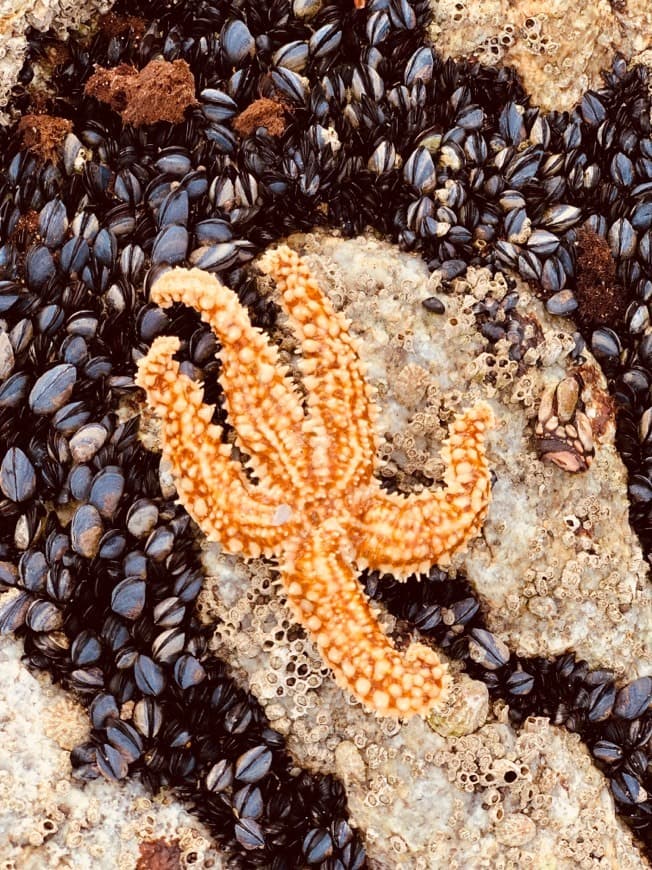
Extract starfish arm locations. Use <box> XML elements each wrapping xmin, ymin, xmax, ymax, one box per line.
<box><xmin>136</xmin><ymin>336</ymin><xmax>297</xmax><ymax>558</ymax></box>
<box><xmin>259</xmin><ymin>245</ymin><xmax>377</xmax><ymax>493</ymax></box>
<box><xmin>282</xmin><ymin>523</ymin><xmax>449</xmax><ymax>717</ymax></box>
<box><xmin>148</xmin><ymin>267</ymin><xmax>309</xmax><ymax>493</ymax></box>
<box><xmin>355</xmin><ymin>403</ymin><xmax>494</xmax><ymax>577</ymax></box>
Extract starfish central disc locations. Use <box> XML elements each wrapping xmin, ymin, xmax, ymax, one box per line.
<box><xmin>135</xmin><ymin>245</ymin><xmax>494</xmax><ymax>717</ymax></box>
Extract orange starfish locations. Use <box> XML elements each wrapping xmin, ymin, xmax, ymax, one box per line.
<box><xmin>135</xmin><ymin>246</ymin><xmax>494</xmax><ymax>717</ymax></box>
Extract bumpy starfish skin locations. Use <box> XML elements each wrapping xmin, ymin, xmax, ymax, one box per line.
<box><xmin>136</xmin><ymin>246</ymin><xmax>494</xmax><ymax>717</ymax></box>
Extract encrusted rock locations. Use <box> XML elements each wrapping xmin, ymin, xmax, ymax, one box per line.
<box><xmin>427</xmin><ymin>674</ymin><xmax>490</xmax><ymax>737</ymax></box>
<box><xmin>535</xmin><ymin>374</ymin><xmax>595</xmax><ymax>472</ymax></box>
<box><xmin>0</xmin><ymin>637</ymin><xmax>224</xmax><ymax>868</ymax></box>
<box><xmin>494</xmin><ymin>812</ymin><xmax>537</xmax><ymax>847</ymax></box>
<box><xmin>0</xmin><ymin>0</ymin><xmax>116</xmax><ymax>124</ymax></box>
<box><xmin>428</xmin><ymin>0</ymin><xmax>652</xmax><ymax>111</ymax></box>
<box><xmin>196</xmin><ymin>232</ymin><xmax>650</xmax><ymax>867</ymax></box>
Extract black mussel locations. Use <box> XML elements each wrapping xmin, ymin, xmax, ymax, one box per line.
<box><xmin>468</xmin><ymin>628</ymin><xmax>510</xmax><ymax>669</ymax></box>
<box><xmin>0</xmin><ymin>447</ymin><xmax>36</xmax><ymax>502</ymax></box>
<box><xmin>68</xmin><ymin>464</ymin><xmax>93</xmax><ymax>501</ymax></box>
<box><xmin>614</xmin><ymin>677</ymin><xmax>652</xmax><ymax>720</ymax></box>
<box><xmin>133</xmin><ymin>697</ymin><xmax>163</xmax><ymax>739</ymax></box>
<box><xmin>404</xmin><ymin>46</ymin><xmax>434</xmax><ymax>88</ymax></box>
<box><xmin>388</xmin><ymin>0</ymin><xmax>417</xmax><ymax>29</ymax></box>
<box><xmin>157</xmin><ymin>188</ymin><xmax>189</xmax><ymax>229</ymax></box>
<box><xmin>0</xmin><ymin>372</ymin><xmax>30</xmax><ymax>408</ymax></box>
<box><xmin>123</xmin><ymin>551</ymin><xmax>148</xmax><ymax>579</ymax></box>
<box><xmin>303</xmin><ymin>828</ymin><xmax>334</xmax><ymax>864</ymax></box>
<box><xmin>273</xmin><ymin>40</ymin><xmax>308</xmax><ymax>73</ymax></box>
<box><xmin>89</xmin><ymin>466</ymin><xmax>125</xmax><ymax>520</ymax></box>
<box><xmin>234</xmin><ymin>818</ymin><xmax>265</xmax><ymax>851</ymax></box>
<box><xmin>70</xmin><ymin>667</ymin><xmax>105</xmax><ymax>692</ymax></box>
<box><xmin>233</xmin><ymin>783</ymin><xmax>263</xmax><ymax>820</ymax></box>
<box><xmin>29</xmin><ymin>365</ymin><xmax>77</xmax><ymax>416</ymax></box>
<box><xmin>126</xmin><ymin>499</ymin><xmax>159</xmax><ymax>538</ymax></box>
<box><xmin>205</xmin><ymin>759</ymin><xmax>234</xmax><ymax>793</ymax></box>
<box><xmin>0</xmin><ymin>589</ymin><xmax>32</xmax><ymax>633</ymax></box>
<box><xmin>70</xmin><ymin>504</ymin><xmax>103</xmax><ymax>558</ymax></box>
<box><xmin>271</xmin><ymin>67</ymin><xmax>308</xmax><ymax>104</ymax></box>
<box><xmin>98</xmin><ymin>530</ymin><xmax>127</xmax><ymax>560</ymax></box>
<box><xmin>106</xmin><ymin>720</ymin><xmax>143</xmax><ymax>763</ymax></box>
<box><xmin>18</xmin><ymin>550</ymin><xmax>46</xmax><ymax>592</ymax></box>
<box><xmin>174</xmin><ymin>653</ymin><xmax>206</xmax><ymax>689</ymax></box>
<box><xmin>412</xmin><ymin>604</ymin><xmax>441</xmax><ymax>631</ymax></box>
<box><xmin>224</xmin><ymin>699</ymin><xmax>254</xmax><ymax>734</ymax></box>
<box><xmin>611</xmin><ymin>772</ymin><xmax>647</xmax><ymax>806</ymax></box>
<box><xmin>153</xmin><ymin>596</ymin><xmax>185</xmax><ymax>628</ymax></box>
<box><xmin>120</xmin><ymin>244</ymin><xmax>145</xmax><ymax>283</ymax></box>
<box><xmin>200</xmin><ymin>88</ymin><xmax>237</xmax><ymax>123</ymax></box>
<box><xmin>506</xmin><ymin>670</ymin><xmax>535</xmax><ymax>696</ymax></box>
<box><xmin>540</xmin><ymin>204</ymin><xmax>582</xmax><ymax>232</ymax></box>
<box><xmin>71</xmin><ymin>629</ymin><xmax>102</xmax><ymax>666</ymax></box>
<box><xmin>134</xmin><ymin>653</ymin><xmax>166</xmax><ymax>696</ymax></box>
<box><xmin>403</xmin><ymin>147</ymin><xmax>436</xmax><ymax>194</ymax></box>
<box><xmin>39</xmin><ymin>199</ymin><xmax>68</xmax><ymax>249</ymax></box>
<box><xmin>36</xmin><ymin>304</ymin><xmax>65</xmax><ymax>336</ymax></box>
<box><xmin>546</xmin><ymin>290</ymin><xmax>578</xmax><ymax>317</ymax></box>
<box><xmin>89</xmin><ymin>693</ymin><xmax>119</xmax><ymax>729</ymax></box>
<box><xmin>152</xmin><ymin>224</ymin><xmax>189</xmax><ymax>266</ymax></box>
<box><xmin>608</xmin><ymin>217</ymin><xmax>637</xmax><ymax>259</ymax></box>
<box><xmin>111</xmin><ymin>576</ymin><xmax>146</xmax><ymax>620</ymax></box>
<box><xmin>579</xmin><ymin>91</ymin><xmax>606</xmax><ymax>125</ymax></box>
<box><xmin>221</xmin><ymin>18</ymin><xmax>255</xmax><ymax>65</ymax></box>
<box><xmin>71</xmin><ymin>211</ymin><xmax>100</xmax><ymax>241</ymax></box>
<box><xmin>46</xmin><ymin>565</ymin><xmax>75</xmax><ymax>602</ymax></box>
<box><xmin>25</xmin><ymin>245</ymin><xmax>56</xmax><ymax>290</ymax></box>
<box><xmin>137</xmin><ymin>304</ymin><xmax>170</xmax><ymax>343</ymax></box>
<box><xmin>235</xmin><ymin>745</ymin><xmax>273</xmax><ymax>784</ymax></box>
<box><xmin>101</xmin><ymin>614</ymin><xmax>130</xmax><ymax>653</ymax></box>
<box><xmin>0</xmin><ymin>561</ymin><xmax>18</xmax><ymax>588</ymax></box>
<box><xmin>70</xmin><ymin>741</ymin><xmax>99</xmax><ymax>781</ymax></box>
<box><xmin>591</xmin><ymin>327</ymin><xmax>622</xmax><ymax>360</ymax></box>
<box><xmin>310</xmin><ymin>23</ymin><xmax>342</xmax><ymax>59</ymax></box>
<box><xmin>60</xmin><ymin>236</ymin><xmax>90</xmax><ymax>275</ymax></box>
<box><xmin>144</xmin><ymin>526</ymin><xmax>175</xmax><ymax>561</ymax></box>
<box><xmin>83</xmin><ymin>356</ymin><xmax>112</xmax><ymax>381</ymax></box>
<box><xmin>152</xmin><ymin>627</ymin><xmax>185</xmax><ymax>663</ymax></box>
<box><xmin>194</xmin><ymin>219</ymin><xmax>233</xmax><ymax>245</ymax></box>
<box><xmin>587</xmin><ymin>681</ymin><xmax>616</xmax><ymax>722</ymax></box>
<box><xmin>97</xmin><ymin>743</ymin><xmax>129</xmax><ymax>781</ymax></box>
<box><xmin>69</xmin><ymin>424</ymin><xmax>108</xmax><ymax>463</ymax></box>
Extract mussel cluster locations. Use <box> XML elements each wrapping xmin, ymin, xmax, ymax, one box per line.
<box><xmin>0</xmin><ymin>0</ymin><xmax>651</xmax><ymax>864</ymax></box>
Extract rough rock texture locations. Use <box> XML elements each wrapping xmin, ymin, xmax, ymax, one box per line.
<box><xmin>428</xmin><ymin>0</ymin><xmax>652</xmax><ymax>111</ymax></box>
<box><xmin>0</xmin><ymin>637</ymin><xmax>224</xmax><ymax>869</ymax></box>
<box><xmin>195</xmin><ymin>232</ymin><xmax>650</xmax><ymax>867</ymax></box>
<box><xmin>0</xmin><ymin>0</ymin><xmax>115</xmax><ymax>123</ymax></box>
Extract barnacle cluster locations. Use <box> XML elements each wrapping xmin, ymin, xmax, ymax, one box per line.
<box><xmin>0</xmin><ymin>0</ymin><xmax>651</xmax><ymax>866</ymax></box>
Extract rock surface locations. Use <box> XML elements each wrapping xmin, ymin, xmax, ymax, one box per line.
<box><xmin>0</xmin><ymin>2</ymin><xmax>650</xmax><ymax>864</ymax></box>
<box><xmin>195</xmin><ymin>232</ymin><xmax>650</xmax><ymax>868</ymax></box>
<box><xmin>428</xmin><ymin>0</ymin><xmax>652</xmax><ymax>111</ymax></box>
<box><xmin>0</xmin><ymin>0</ymin><xmax>115</xmax><ymax>124</ymax></box>
<box><xmin>0</xmin><ymin>636</ymin><xmax>224</xmax><ymax>869</ymax></box>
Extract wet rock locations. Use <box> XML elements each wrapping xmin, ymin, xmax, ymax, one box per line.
<box><xmin>428</xmin><ymin>0</ymin><xmax>652</xmax><ymax>112</ymax></box>
<box><xmin>197</xmin><ymin>235</ymin><xmax>649</xmax><ymax>868</ymax></box>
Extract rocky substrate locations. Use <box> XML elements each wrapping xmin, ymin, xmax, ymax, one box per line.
<box><xmin>197</xmin><ymin>233</ymin><xmax>651</xmax><ymax>868</ymax></box>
